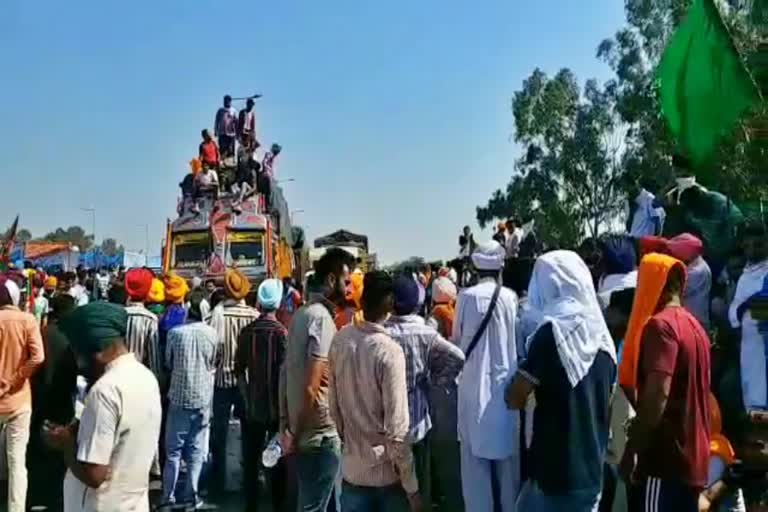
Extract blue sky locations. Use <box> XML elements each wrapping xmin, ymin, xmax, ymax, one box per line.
<box><xmin>0</xmin><ymin>0</ymin><xmax>626</xmax><ymax>264</ymax></box>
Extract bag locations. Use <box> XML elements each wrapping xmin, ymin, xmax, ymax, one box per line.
<box><xmin>464</xmin><ymin>284</ymin><xmax>501</xmax><ymax>360</ymax></box>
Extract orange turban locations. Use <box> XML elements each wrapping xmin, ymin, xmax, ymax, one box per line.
<box><xmin>147</xmin><ymin>278</ymin><xmax>166</xmax><ymax>304</ymax></box>
<box><xmin>164</xmin><ymin>273</ymin><xmax>189</xmax><ymax>304</ymax></box>
<box><xmin>190</xmin><ymin>158</ymin><xmax>203</xmax><ymax>175</ymax></box>
<box><xmin>348</xmin><ymin>269</ymin><xmax>364</xmax><ymax>309</ymax></box>
<box><xmin>44</xmin><ymin>276</ymin><xmax>58</xmax><ymax>290</ymax></box>
<box><xmin>618</xmin><ymin>253</ymin><xmax>687</xmax><ymax>390</ymax></box>
<box><xmin>224</xmin><ymin>269</ymin><xmax>251</xmax><ymax>301</ymax></box>
<box><xmin>125</xmin><ymin>268</ymin><xmax>154</xmax><ymax>302</ymax></box>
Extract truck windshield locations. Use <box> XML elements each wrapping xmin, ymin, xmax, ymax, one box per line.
<box><xmin>227</xmin><ymin>231</ymin><xmax>265</xmax><ymax>267</ymax></box>
<box><xmin>173</xmin><ymin>234</ymin><xmax>210</xmax><ymax>269</ymax></box>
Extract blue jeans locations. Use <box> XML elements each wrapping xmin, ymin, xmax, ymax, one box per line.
<box><xmin>516</xmin><ymin>480</ymin><xmax>601</xmax><ymax>512</ymax></box>
<box><xmin>162</xmin><ymin>404</ymin><xmax>210</xmax><ymax>504</ymax></box>
<box><xmin>340</xmin><ymin>481</ymin><xmax>409</xmax><ymax>512</ymax></box>
<box><xmin>295</xmin><ymin>435</ymin><xmax>341</xmax><ymax>512</ymax></box>
<box><xmin>209</xmin><ymin>386</ymin><xmax>243</xmax><ymax>492</ymax></box>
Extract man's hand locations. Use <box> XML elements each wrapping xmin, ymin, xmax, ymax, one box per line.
<box><xmin>43</xmin><ymin>422</ymin><xmax>75</xmax><ymax>452</ymax></box>
<box><xmin>280</xmin><ymin>430</ymin><xmax>295</xmax><ymax>455</ymax></box>
<box><xmin>407</xmin><ymin>492</ymin><xmax>422</xmax><ymax>512</ymax></box>
<box><xmin>698</xmin><ymin>492</ymin><xmax>711</xmax><ymax>512</ymax></box>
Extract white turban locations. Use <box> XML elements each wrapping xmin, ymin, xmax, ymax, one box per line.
<box><xmin>432</xmin><ymin>276</ymin><xmax>457</xmax><ymax>304</ymax></box>
<box><xmin>4</xmin><ymin>280</ymin><xmax>20</xmax><ymax>307</ymax></box>
<box><xmin>471</xmin><ymin>241</ymin><xmax>506</xmax><ymax>271</ymax></box>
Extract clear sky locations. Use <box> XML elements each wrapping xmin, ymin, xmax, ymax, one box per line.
<box><xmin>0</xmin><ymin>0</ymin><xmax>625</xmax><ymax>264</ymax></box>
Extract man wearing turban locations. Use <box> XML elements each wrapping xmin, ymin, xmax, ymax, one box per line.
<box><xmin>48</xmin><ymin>302</ymin><xmax>162</xmax><ymax>512</ymax></box>
<box><xmin>0</xmin><ymin>275</ymin><xmax>44</xmax><ymax>512</ymax></box>
<box><xmin>235</xmin><ymin>279</ymin><xmax>288</xmax><ymax>510</ymax></box>
<box><xmin>123</xmin><ymin>269</ymin><xmax>162</xmax><ymax>380</ymax></box>
<box><xmin>208</xmin><ymin>269</ymin><xmax>258</xmax><ymax>493</ymax></box>
<box><xmin>159</xmin><ymin>274</ymin><xmax>189</xmax><ymax>359</ymax></box>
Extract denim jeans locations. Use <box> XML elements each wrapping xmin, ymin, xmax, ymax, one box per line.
<box><xmin>162</xmin><ymin>404</ymin><xmax>210</xmax><ymax>504</ymax></box>
<box><xmin>209</xmin><ymin>386</ymin><xmax>243</xmax><ymax>492</ymax></box>
<box><xmin>516</xmin><ymin>480</ymin><xmax>601</xmax><ymax>512</ymax></box>
<box><xmin>340</xmin><ymin>481</ymin><xmax>409</xmax><ymax>512</ymax></box>
<box><xmin>295</xmin><ymin>435</ymin><xmax>341</xmax><ymax>512</ymax></box>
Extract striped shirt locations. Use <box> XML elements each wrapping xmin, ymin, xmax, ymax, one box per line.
<box><xmin>166</xmin><ymin>322</ymin><xmax>218</xmax><ymax>410</ymax></box>
<box><xmin>384</xmin><ymin>314</ymin><xmax>465</xmax><ymax>442</ymax></box>
<box><xmin>124</xmin><ymin>302</ymin><xmax>161</xmax><ymax>377</ymax></box>
<box><xmin>328</xmin><ymin>320</ymin><xmax>418</xmax><ymax>495</ymax></box>
<box><xmin>209</xmin><ymin>300</ymin><xmax>259</xmax><ymax>388</ymax></box>
<box><xmin>235</xmin><ymin>316</ymin><xmax>287</xmax><ymax>425</ymax></box>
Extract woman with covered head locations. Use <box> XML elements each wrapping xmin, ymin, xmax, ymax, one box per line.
<box><xmin>506</xmin><ymin>250</ymin><xmax>617</xmax><ymax>511</ymax></box>
<box><xmin>596</xmin><ymin>235</ymin><xmax>638</xmax><ymax>309</ymax></box>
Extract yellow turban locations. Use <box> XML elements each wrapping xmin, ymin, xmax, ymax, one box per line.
<box><xmin>44</xmin><ymin>276</ymin><xmax>58</xmax><ymax>290</ymax></box>
<box><xmin>164</xmin><ymin>273</ymin><xmax>189</xmax><ymax>304</ymax></box>
<box><xmin>147</xmin><ymin>278</ymin><xmax>166</xmax><ymax>304</ymax></box>
<box><xmin>224</xmin><ymin>269</ymin><xmax>251</xmax><ymax>301</ymax></box>
<box><xmin>348</xmin><ymin>269</ymin><xmax>364</xmax><ymax>309</ymax></box>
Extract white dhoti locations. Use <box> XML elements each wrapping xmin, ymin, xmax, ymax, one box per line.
<box><xmin>460</xmin><ymin>442</ymin><xmax>520</xmax><ymax>511</ymax></box>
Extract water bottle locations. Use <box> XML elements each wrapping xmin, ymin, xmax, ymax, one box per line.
<box><xmin>262</xmin><ymin>435</ymin><xmax>283</xmax><ymax>468</ymax></box>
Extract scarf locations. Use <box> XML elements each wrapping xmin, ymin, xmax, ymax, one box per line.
<box><xmin>527</xmin><ymin>250</ymin><xmax>617</xmax><ymax>387</ymax></box>
<box><xmin>618</xmin><ymin>253</ymin><xmax>687</xmax><ymax>390</ymax></box>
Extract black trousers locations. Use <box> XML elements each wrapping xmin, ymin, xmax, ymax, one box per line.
<box><xmin>242</xmin><ymin>420</ymin><xmax>286</xmax><ymax>511</ymax></box>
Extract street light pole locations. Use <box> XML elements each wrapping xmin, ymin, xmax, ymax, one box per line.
<box><xmin>290</xmin><ymin>209</ymin><xmax>305</xmax><ymax>224</ymax></box>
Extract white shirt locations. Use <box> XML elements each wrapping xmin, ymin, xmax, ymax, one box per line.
<box><xmin>69</xmin><ymin>285</ymin><xmax>90</xmax><ymax>307</ymax></box>
<box><xmin>453</xmin><ymin>279</ymin><xmax>519</xmax><ymax>459</ymax></box>
<box><xmin>505</xmin><ymin>228</ymin><xmax>523</xmax><ymax>258</ymax></box>
<box><xmin>195</xmin><ymin>170</ymin><xmax>219</xmax><ymax>188</ymax></box>
<box><xmin>64</xmin><ymin>354</ymin><xmax>162</xmax><ymax>512</ymax></box>
<box><xmin>629</xmin><ymin>189</ymin><xmax>665</xmax><ymax>238</ymax></box>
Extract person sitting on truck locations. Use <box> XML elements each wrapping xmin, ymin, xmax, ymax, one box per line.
<box><xmin>191</xmin><ymin>164</ymin><xmax>219</xmax><ymax>213</ymax></box>
<box><xmin>199</xmin><ymin>130</ymin><xmax>220</xmax><ymax>168</ymax></box>
<box><xmin>233</xmin><ymin>147</ymin><xmax>261</xmax><ymax>208</ymax></box>
<box><xmin>214</xmin><ymin>95</ymin><xmax>237</xmax><ymax>159</ymax></box>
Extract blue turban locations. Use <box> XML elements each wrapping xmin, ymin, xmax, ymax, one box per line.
<box><xmin>59</xmin><ymin>302</ymin><xmax>127</xmax><ymax>355</ymax></box>
<box><xmin>258</xmin><ymin>278</ymin><xmax>284</xmax><ymax>311</ymax></box>
<box><xmin>599</xmin><ymin>235</ymin><xmax>637</xmax><ymax>275</ymax></box>
<box><xmin>393</xmin><ymin>275</ymin><xmax>420</xmax><ymax>316</ymax></box>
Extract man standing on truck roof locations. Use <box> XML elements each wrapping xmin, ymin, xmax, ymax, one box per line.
<box><xmin>238</xmin><ymin>98</ymin><xmax>258</xmax><ymax>151</ymax></box>
<box><xmin>199</xmin><ymin>130</ymin><xmax>220</xmax><ymax>169</ymax></box>
<box><xmin>214</xmin><ymin>95</ymin><xmax>238</xmax><ymax>159</ymax></box>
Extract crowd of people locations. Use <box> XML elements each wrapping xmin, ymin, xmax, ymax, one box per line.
<box><xmin>0</xmin><ymin>180</ymin><xmax>767</xmax><ymax>511</ymax></box>
<box><xmin>179</xmin><ymin>95</ymin><xmax>282</xmax><ymax>215</ymax></box>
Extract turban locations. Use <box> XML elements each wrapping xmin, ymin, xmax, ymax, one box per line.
<box><xmin>0</xmin><ymin>277</ymin><xmax>20</xmax><ymax>307</ymax></box>
<box><xmin>639</xmin><ymin>236</ymin><xmax>669</xmax><ymax>257</ymax></box>
<box><xmin>618</xmin><ymin>253</ymin><xmax>686</xmax><ymax>390</ymax></box>
<box><xmin>472</xmin><ymin>241</ymin><xmax>506</xmax><ymax>271</ymax></box>
<box><xmin>258</xmin><ymin>279</ymin><xmax>284</xmax><ymax>310</ymax></box>
<box><xmin>393</xmin><ymin>275</ymin><xmax>420</xmax><ymax>315</ymax></box>
<box><xmin>190</xmin><ymin>158</ymin><xmax>203</xmax><ymax>175</ymax></box>
<box><xmin>432</xmin><ymin>276</ymin><xmax>457</xmax><ymax>305</ymax></box>
<box><xmin>125</xmin><ymin>268</ymin><xmax>154</xmax><ymax>301</ymax></box>
<box><xmin>225</xmin><ymin>269</ymin><xmax>251</xmax><ymax>300</ymax></box>
<box><xmin>147</xmin><ymin>278</ymin><xmax>166</xmax><ymax>304</ymax></box>
<box><xmin>59</xmin><ymin>302</ymin><xmax>127</xmax><ymax>356</ymax></box>
<box><xmin>44</xmin><ymin>276</ymin><xmax>58</xmax><ymax>290</ymax></box>
<box><xmin>164</xmin><ymin>274</ymin><xmax>189</xmax><ymax>304</ymax></box>
<box><xmin>348</xmin><ymin>269</ymin><xmax>364</xmax><ymax>309</ymax></box>
<box><xmin>666</xmin><ymin>233</ymin><xmax>703</xmax><ymax>264</ymax></box>
<box><xmin>599</xmin><ymin>235</ymin><xmax>637</xmax><ymax>275</ymax></box>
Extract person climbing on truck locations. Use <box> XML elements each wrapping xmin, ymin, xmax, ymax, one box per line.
<box><xmin>214</xmin><ymin>95</ymin><xmax>238</xmax><ymax>159</ymax></box>
<box><xmin>199</xmin><ymin>129</ymin><xmax>220</xmax><ymax>168</ymax></box>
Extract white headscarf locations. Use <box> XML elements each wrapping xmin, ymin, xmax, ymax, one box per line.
<box><xmin>527</xmin><ymin>250</ymin><xmax>617</xmax><ymax>387</ymax></box>
<box><xmin>471</xmin><ymin>240</ymin><xmax>506</xmax><ymax>271</ymax></box>
<box><xmin>4</xmin><ymin>280</ymin><xmax>20</xmax><ymax>307</ymax></box>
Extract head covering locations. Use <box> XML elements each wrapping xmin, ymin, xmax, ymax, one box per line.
<box><xmin>44</xmin><ymin>276</ymin><xmax>58</xmax><ymax>290</ymax></box>
<box><xmin>471</xmin><ymin>241</ymin><xmax>506</xmax><ymax>271</ymax></box>
<box><xmin>125</xmin><ymin>268</ymin><xmax>154</xmax><ymax>302</ymax></box>
<box><xmin>393</xmin><ymin>275</ymin><xmax>420</xmax><ymax>315</ymax></box>
<box><xmin>527</xmin><ymin>250</ymin><xmax>617</xmax><ymax>387</ymax></box>
<box><xmin>639</xmin><ymin>236</ymin><xmax>669</xmax><ymax>257</ymax></box>
<box><xmin>618</xmin><ymin>253</ymin><xmax>687</xmax><ymax>390</ymax></box>
<box><xmin>190</xmin><ymin>158</ymin><xmax>203</xmax><ymax>175</ymax></box>
<box><xmin>224</xmin><ymin>269</ymin><xmax>251</xmax><ymax>301</ymax></box>
<box><xmin>191</xmin><ymin>276</ymin><xmax>203</xmax><ymax>289</ymax></box>
<box><xmin>666</xmin><ymin>233</ymin><xmax>703</xmax><ymax>264</ymax></box>
<box><xmin>348</xmin><ymin>269</ymin><xmax>364</xmax><ymax>309</ymax></box>
<box><xmin>59</xmin><ymin>302</ymin><xmax>127</xmax><ymax>355</ymax></box>
<box><xmin>0</xmin><ymin>277</ymin><xmax>20</xmax><ymax>307</ymax></box>
<box><xmin>432</xmin><ymin>276</ymin><xmax>457</xmax><ymax>304</ymax></box>
<box><xmin>258</xmin><ymin>279</ymin><xmax>284</xmax><ymax>310</ymax></box>
<box><xmin>147</xmin><ymin>278</ymin><xmax>165</xmax><ymax>304</ymax></box>
<box><xmin>164</xmin><ymin>274</ymin><xmax>189</xmax><ymax>304</ymax></box>
<box><xmin>447</xmin><ymin>268</ymin><xmax>458</xmax><ymax>284</ymax></box>
<box><xmin>600</xmin><ymin>235</ymin><xmax>637</xmax><ymax>275</ymax></box>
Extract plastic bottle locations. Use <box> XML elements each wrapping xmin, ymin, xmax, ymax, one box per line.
<box><xmin>262</xmin><ymin>435</ymin><xmax>283</xmax><ymax>468</ymax></box>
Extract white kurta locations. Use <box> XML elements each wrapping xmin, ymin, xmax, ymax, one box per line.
<box><xmin>453</xmin><ymin>280</ymin><xmax>519</xmax><ymax>459</ymax></box>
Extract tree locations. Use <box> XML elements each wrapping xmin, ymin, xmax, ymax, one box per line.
<box><xmin>42</xmin><ymin>225</ymin><xmax>94</xmax><ymax>251</ymax></box>
<box><xmin>596</xmin><ymin>0</ymin><xmax>768</xmax><ymax>203</ymax></box>
<box><xmin>477</xmin><ymin>69</ymin><xmax>627</xmax><ymax>248</ymax></box>
<box><xmin>100</xmin><ymin>238</ymin><xmax>124</xmax><ymax>257</ymax></box>
<box><xmin>16</xmin><ymin>229</ymin><xmax>32</xmax><ymax>242</ymax></box>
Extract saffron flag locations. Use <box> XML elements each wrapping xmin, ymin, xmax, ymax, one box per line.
<box><xmin>656</xmin><ymin>0</ymin><xmax>760</xmax><ymax>169</ymax></box>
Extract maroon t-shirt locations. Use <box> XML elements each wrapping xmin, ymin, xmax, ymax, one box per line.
<box><xmin>636</xmin><ymin>306</ymin><xmax>711</xmax><ymax>489</ymax></box>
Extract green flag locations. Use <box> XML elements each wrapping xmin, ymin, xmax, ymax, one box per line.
<box><xmin>656</xmin><ymin>0</ymin><xmax>760</xmax><ymax>169</ymax></box>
